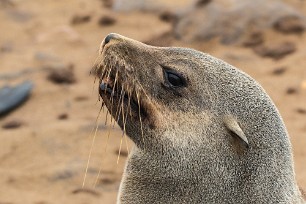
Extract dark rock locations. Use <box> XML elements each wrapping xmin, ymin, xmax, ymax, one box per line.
<box><xmin>2</xmin><ymin>120</ymin><xmax>22</xmax><ymax>129</ymax></box>
<box><xmin>286</xmin><ymin>87</ymin><xmax>297</xmax><ymax>94</ymax></box>
<box><xmin>174</xmin><ymin>0</ymin><xmax>305</xmax><ymax>43</ymax></box>
<box><xmin>0</xmin><ymin>0</ymin><xmax>15</xmax><ymax>8</ymax></box>
<box><xmin>196</xmin><ymin>0</ymin><xmax>212</xmax><ymax>7</ymax></box>
<box><xmin>71</xmin><ymin>14</ymin><xmax>91</xmax><ymax>25</ymax></box>
<box><xmin>47</xmin><ymin>64</ymin><xmax>76</xmax><ymax>84</ymax></box>
<box><xmin>253</xmin><ymin>42</ymin><xmax>296</xmax><ymax>60</ymax></box>
<box><xmin>0</xmin><ymin>42</ymin><xmax>13</xmax><ymax>53</ymax></box>
<box><xmin>297</xmin><ymin>108</ymin><xmax>306</xmax><ymax>114</ymax></box>
<box><xmin>74</xmin><ymin>96</ymin><xmax>89</xmax><ymax>101</ymax></box>
<box><xmin>0</xmin><ymin>81</ymin><xmax>33</xmax><ymax>116</ymax></box>
<box><xmin>98</xmin><ymin>16</ymin><xmax>116</xmax><ymax>26</ymax></box>
<box><xmin>272</xmin><ymin>67</ymin><xmax>287</xmax><ymax>75</ymax></box>
<box><xmin>115</xmin><ymin>149</ymin><xmax>128</xmax><ymax>157</ymax></box>
<box><xmin>58</xmin><ymin>113</ymin><xmax>68</xmax><ymax>120</ymax></box>
<box><xmin>101</xmin><ymin>0</ymin><xmax>113</xmax><ymax>8</ymax></box>
<box><xmin>273</xmin><ymin>15</ymin><xmax>305</xmax><ymax>34</ymax></box>
<box><xmin>242</xmin><ymin>31</ymin><xmax>264</xmax><ymax>47</ymax></box>
<box><xmin>99</xmin><ymin>177</ymin><xmax>116</xmax><ymax>185</ymax></box>
<box><xmin>159</xmin><ymin>11</ymin><xmax>177</xmax><ymax>23</ymax></box>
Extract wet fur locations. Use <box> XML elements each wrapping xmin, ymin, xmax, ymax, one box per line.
<box><xmin>93</xmin><ymin>34</ymin><xmax>305</xmax><ymax>203</ymax></box>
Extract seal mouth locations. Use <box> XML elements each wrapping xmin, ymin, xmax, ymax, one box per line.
<box><xmin>98</xmin><ymin>69</ymin><xmax>148</xmax><ymax>124</ymax></box>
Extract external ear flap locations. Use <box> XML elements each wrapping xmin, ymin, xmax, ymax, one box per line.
<box><xmin>223</xmin><ymin>115</ymin><xmax>249</xmax><ymax>148</ymax></box>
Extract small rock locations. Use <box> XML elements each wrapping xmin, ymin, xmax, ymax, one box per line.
<box><xmin>253</xmin><ymin>42</ymin><xmax>296</xmax><ymax>60</ymax></box>
<box><xmin>101</xmin><ymin>0</ymin><xmax>113</xmax><ymax>8</ymax></box>
<box><xmin>286</xmin><ymin>87</ymin><xmax>297</xmax><ymax>94</ymax></box>
<box><xmin>0</xmin><ymin>0</ymin><xmax>15</xmax><ymax>8</ymax></box>
<box><xmin>74</xmin><ymin>96</ymin><xmax>89</xmax><ymax>101</ymax></box>
<box><xmin>115</xmin><ymin>149</ymin><xmax>128</xmax><ymax>157</ymax></box>
<box><xmin>98</xmin><ymin>16</ymin><xmax>116</xmax><ymax>26</ymax></box>
<box><xmin>273</xmin><ymin>15</ymin><xmax>305</xmax><ymax>34</ymax></box>
<box><xmin>71</xmin><ymin>14</ymin><xmax>91</xmax><ymax>25</ymax></box>
<box><xmin>2</xmin><ymin>120</ymin><xmax>23</xmax><ymax>129</ymax></box>
<box><xmin>159</xmin><ymin>11</ymin><xmax>177</xmax><ymax>23</ymax></box>
<box><xmin>0</xmin><ymin>42</ymin><xmax>13</xmax><ymax>53</ymax></box>
<box><xmin>72</xmin><ymin>188</ymin><xmax>101</xmax><ymax>197</ymax></box>
<box><xmin>58</xmin><ymin>113</ymin><xmax>68</xmax><ymax>120</ymax></box>
<box><xmin>272</xmin><ymin>67</ymin><xmax>287</xmax><ymax>75</ymax></box>
<box><xmin>196</xmin><ymin>0</ymin><xmax>212</xmax><ymax>7</ymax></box>
<box><xmin>99</xmin><ymin>177</ymin><xmax>116</xmax><ymax>185</ymax></box>
<box><xmin>297</xmin><ymin>108</ymin><xmax>306</xmax><ymax>114</ymax></box>
<box><xmin>242</xmin><ymin>31</ymin><xmax>264</xmax><ymax>47</ymax></box>
<box><xmin>47</xmin><ymin>64</ymin><xmax>76</xmax><ymax>84</ymax></box>
<box><xmin>50</xmin><ymin>170</ymin><xmax>74</xmax><ymax>181</ymax></box>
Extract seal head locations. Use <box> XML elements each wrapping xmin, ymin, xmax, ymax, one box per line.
<box><xmin>92</xmin><ymin>33</ymin><xmax>304</xmax><ymax>203</ymax></box>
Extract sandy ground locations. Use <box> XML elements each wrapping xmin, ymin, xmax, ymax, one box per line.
<box><xmin>0</xmin><ymin>0</ymin><xmax>305</xmax><ymax>203</ymax></box>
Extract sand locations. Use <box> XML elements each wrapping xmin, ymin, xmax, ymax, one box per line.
<box><xmin>0</xmin><ymin>0</ymin><xmax>305</xmax><ymax>203</ymax></box>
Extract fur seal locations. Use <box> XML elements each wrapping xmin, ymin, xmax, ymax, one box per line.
<box><xmin>92</xmin><ymin>33</ymin><xmax>305</xmax><ymax>203</ymax></box>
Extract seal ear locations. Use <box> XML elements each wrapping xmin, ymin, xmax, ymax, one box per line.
<box><xmin>223</xmin><ymin>115</ymin><xmax>249</xmax><ymax>148</ymax></box>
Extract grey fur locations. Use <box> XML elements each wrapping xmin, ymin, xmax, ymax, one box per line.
<box><xmin>93</xmin><ymin>33</ymin><xmax>305</xmax><ymax>204</ymax></box>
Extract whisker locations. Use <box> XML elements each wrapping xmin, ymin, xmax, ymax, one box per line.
<box><xmin>136</xmin><ymin>90</ymin><xmax>145</xmax><ymax>149</ymax></box>
<box><xmin>83</xmin><ymin>102</ymin><xmax>103</xmax><ymax>188</ymax></box>
<box><xmin>121</xmin><ymin>87</ymin><xmax>130</xmax><ymax>155</ymax></box>
<box><xmin>117</xmin><ymin>89</ymin><xmax>126</xmax><ymax>164</ymax></box>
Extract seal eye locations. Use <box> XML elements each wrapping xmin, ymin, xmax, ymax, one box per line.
<box><xmin>164</xmin><ymin>71</ymin><xmax>185</xmax><ymax>87</ymax></box>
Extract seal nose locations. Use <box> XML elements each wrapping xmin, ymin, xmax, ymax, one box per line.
<box><xmin>104</xmin><ymin>33</ymin><xmax>117</xmax><ymax>45</ymax></box>
<box><xmin>100</xmin><ymin>33</ymin><xmax>121</xmax><ymax>53</ymax></box>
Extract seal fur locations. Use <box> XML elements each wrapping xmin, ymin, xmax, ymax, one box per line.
<box><xmin>92</xmin><ymin>33</ymin><xmax>305</xmax><ymax>203</ymax></box>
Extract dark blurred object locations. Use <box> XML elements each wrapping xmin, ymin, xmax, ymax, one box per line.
<box><xmin>2</xmin><ymin>119</ymin><xmax>23</xmax><ymax>129</ymax></box>
<box><xmin>174</xmin><ymin>0</ymin><xmax>306</xmax><ymax>44</ymax></box>
<box><xmin>47</xmin><ymin>64</ymin><xmax>76</xmax><ymax>84</ymax></box>
<box><xmin>273</xmin><ymin>16</ymin><xmax>305</xmax><ymax>34</ymax></box>
<box><xmin>58</xmin><ymin>113</ymin><xmax>68</xmax><ymax>120</ymax></box>
<box><xmin>242</xmin><ymin>31</ymin><xmax>264</xmax><ymax>47</ymax></box>
<box><xmin>101</xmin><ymin>0</ymin><xmax>113</xmax><ymax>8</ymax></box>
<box><xmin>0</xmin><ymin>42</ymin><xmax>13</xmax><ymax>53</ymax></box>
<box><xmin>0</xmin><ymin>0</ymin><xmax>15</xmax><ymax>8</ymax></box>
<box><xmin>159</xmin><ymin>11</ymin><xmax>177</xmax><ymax>23</ymax></box>
<box><xmin>297</xmin><ymin>108</ymin><xmax>306</xmax><ymax>114</ymax></box>
<box><xmin>74</xmin><ymin>95</ymin><xmax>88</xmax><ymax>101</ymax></box>
<box><xmin>286</xmin><ymin>87</ymin><xmax>297</xmax><ymax>95</ymax></box>
<box><xmin>114</xmin><ymin>149</ymin><xmax>128</xmax><ymax>157</ymax></box>
<box><xmin>196</xmin><ymin>0</ymin><xmax>212</xmax><ymax>7</ymax></box>
<box><xmin>71</xmin><ymin>14</ymin><xmax>91</xmax><ymax>25</ymax></box>
<box><xmin>0</xmin><ymin>81</ymin><xmax>33</xmax><ymax>117</ymax></box>
<box><xmin>253</xmin><ymin>41</ymin><xmax>296</xmax><ymax>60</ymax></box>
<box><xmin>98</xmin><ymin>16</ymin><xmax>116</xmax><ymax>26</ymax></box>
<box><xmin>272</xmin><ymin>67</ymin><xmax>287</xmax><ymax>75</ymax></box>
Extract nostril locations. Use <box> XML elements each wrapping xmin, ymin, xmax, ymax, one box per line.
<box><xmin>104</xmin><ymin>33</ymin><xmax>115</xmax><ymax>45</ymax></box>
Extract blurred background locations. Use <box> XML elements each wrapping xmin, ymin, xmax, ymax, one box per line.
<box><xmin>0</xmin><ymin>0</ymin><xmax>305</xmax><ymax>203</ymax></box>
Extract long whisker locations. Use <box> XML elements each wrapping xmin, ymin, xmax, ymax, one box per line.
<box><xmin>122</xmin><ymin>87</ymin><xmax>130</xmax><ymax>155</ymax></box>
<box><xmin>83</xmin><ymin>102</ymin><xmax>103</xmax><ymax>188</ymax></box>
<box><xmin>117</xmin><ymin>89</ymin><xmax>126</xmax><ymax>164</ymax></box>
<box><xmin>109</xmin><ymin>70</ymin><xmax>119</xmax><ymax>123</ymax></box>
